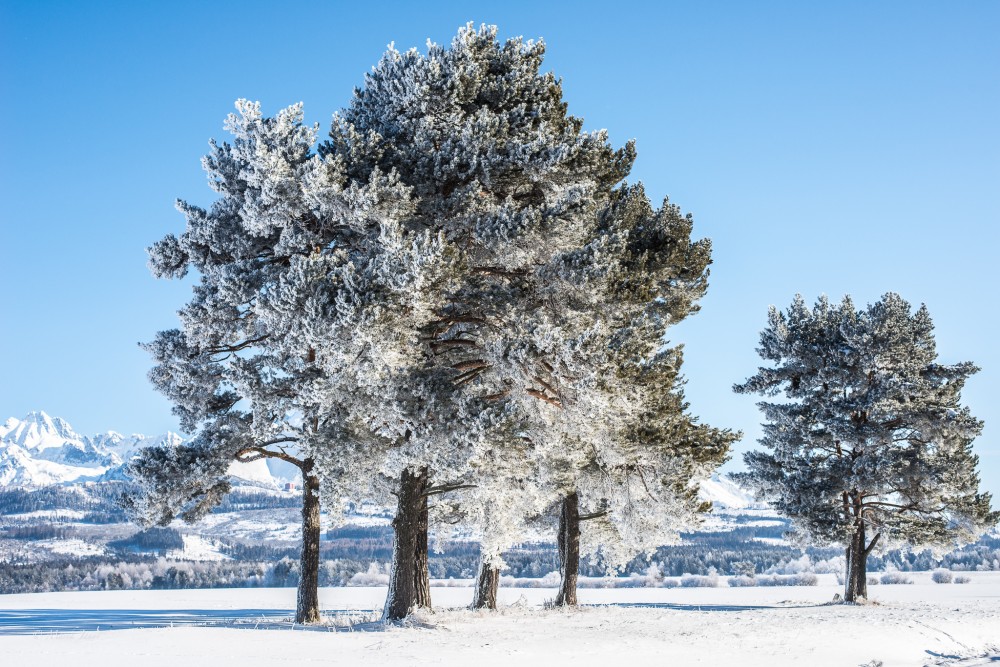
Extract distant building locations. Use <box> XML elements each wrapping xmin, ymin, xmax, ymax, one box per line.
<box><xmin>284</xmin><ymin>481</ymin><xmax>297</xmax><ymax>492</ymax></box>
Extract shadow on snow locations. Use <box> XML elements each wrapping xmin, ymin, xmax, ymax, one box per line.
<box><xmin>0</xmin><ymin>601</ymin><xmax>831</xmax><ymax>635</ymax></box>
<box><xmin>0</xmin><ymin>608</ymin><xmax>384</xmax><ymax>635</ymax></box>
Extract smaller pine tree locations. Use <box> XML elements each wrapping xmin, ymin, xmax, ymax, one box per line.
<box><xmin>734</xmin><ymin>293</ymin><xmax>997</xmax><ymax>602</ymax></box>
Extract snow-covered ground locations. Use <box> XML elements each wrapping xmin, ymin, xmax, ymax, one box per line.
<box><xmin>0</xmin><ymin>574</ymin><xmax>997</xmax><ymax>666</ymax></box>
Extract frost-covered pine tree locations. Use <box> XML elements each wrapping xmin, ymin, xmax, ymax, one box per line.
<box><xmin>734</xmin><ymin>293</ymin><xmax>997</xmax><ymax>602</ymax></box>
<box><xmin>127</xmin><ymin>99</ymin><xmax>413</xmax><ymax>624</ymax></box>
<box><xmin>317</xmin><ymin>24</ymin><xmax>638</xmax><ymax>619</ymax></box>
<box><xmin>532</xmin><ymin>184</ymin><xmax>737</xmax><ymax>605</ymax></box>
<box><xmin>323</xmin><ymin>24</ymin><xmax>736</xmax><ymax>614</ymax></box>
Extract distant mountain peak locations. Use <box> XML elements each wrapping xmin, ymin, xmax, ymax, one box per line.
<box><xmin>1</xmin><ymin>411</ymin><xmax>274</xmax><ymax>490</ymax></box>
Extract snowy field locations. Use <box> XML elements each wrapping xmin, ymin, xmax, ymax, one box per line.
<box><xmin>0</xmin><ymin>573</ymin><xmax>998</xmax><ymax>666</ymax></box>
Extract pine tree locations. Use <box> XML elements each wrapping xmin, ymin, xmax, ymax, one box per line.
<box><xmin>322</xmin><ymin>25</ymin><xmax>736</xmax><ymax>613</ymax></box>
<box><xmin>127</xmin><ymin>100</ymin><xmax>412</xmax><ymax>624</ymax></box>
<box><xmin>317</xmin><ymin>24</ymin><xmax>636</xmax><ymax>619</ymax></box>
<box><xmin>735</xmin><ymin>293</ymin><xmax>998</xmax><ymax>602</ymax></box>
<box><xmin>534</xmin><ymin>184</ymin><xmax>736</xmax><ymax>605</ymax></box>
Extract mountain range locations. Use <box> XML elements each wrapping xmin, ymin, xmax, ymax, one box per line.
<box><xmin>0</xmin><ymin>411</ymin><xmax>759</xmax><ymax>510</ymax></box>
<box><xmin>0</xmin><ymin>411</ymin><xmax>277</xmax><ymax>489</ymax></box>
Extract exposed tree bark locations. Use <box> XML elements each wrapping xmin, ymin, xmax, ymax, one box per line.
<box><xmin>844</xmin><ymin>512</ymin><xmax>880</xmax><ymax>603</ymax></box>
<box><xmin>472</xmin><ymin>555</ymin><xmax>501</xmax><ymax>610</ymax></box>
<box><xmin>383</xmin><ymin>467</ymin><xmax>431</xmax><ymax>621</ymax></box>
<box><xmin>554</xmin><ymin>491</ymin><xmax>581</xmax><ymax>606</ymax></box>
<box><xmin>296</xmin><ymin>460</ymin><xmax>322</xmax><ymax>624</ymax></box>
<box><xmin>845</xmin><ymin>521</ymin><xmax>867</xmax><ymax>602</ymax></box>
<box><xmin>414</xmin><ymin>481</ymin><xmax>432</xmax><ymax>611</ymax></box>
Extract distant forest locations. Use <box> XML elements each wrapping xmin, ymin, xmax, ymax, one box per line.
<box><xmin>1</xmin><ymin>485</ymin><xmax>998</xmax><ymax>595</ymax></box>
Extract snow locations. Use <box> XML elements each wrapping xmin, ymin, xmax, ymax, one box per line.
<box><xmin>0</xmin><ymin>575</ymin><xmax>997</xmax><ymax>666</ymax></box>
<box><xmin>0</xmin><ymin>443</ymin><xmax>112</xmax><ymax>487</ymax></box>
<box><xmin>190</xmin><ymin>510</ymin><xmax>304</xmax><ymax>542</ymax></box>
<box><xmin>699</xmin><ymin>473</ymin><xmax>759</xmax><ymax>510</ymax></box>
<box><xmin>38</xmin><ymin>538</ymin><xmax>106</xmax><ymax>557</ymax></box>
<box><xmin>224</xmin><ymin>458</ymin><xmax>277</xmax><ymax>489</ymax></box>
<box><xmin>173</xmin><ymin>534</ymin><xmax>231</xmax><ymax>561</ymax></box>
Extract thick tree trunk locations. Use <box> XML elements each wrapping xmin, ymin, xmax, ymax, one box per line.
<box><xmin>472</xmin><ymin>555</ymin><xmax>501</xmax><ymax>610</ymax></box>
<box><xmin>554</xmin><ymin>491</ymin><xmax>581</xmax><ymax>607</ymax></box>
<box><xmin>413</xmin><ymin>479</ymin><xmax>431</xmax><ymax>610</ymax></box>
<box><xmin>845</xmin><ymin>522</ymin><xmax>869</xmax><ymax>602</ymax></box>
<box><xmin>296</xmin><ymin>462</ymin><xmax>322</xmax><ymax>624</ymax></box>
<box><xmin>383</xmin><ymin>467</ymin><xmax>431</xmax><ymax>621</ymax></box>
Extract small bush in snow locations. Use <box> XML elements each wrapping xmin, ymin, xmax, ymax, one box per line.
<box><xmin>661</xmin><ymin>578</ymin><xmax>680</xmax><ymax>588</ymax></box>
<box><xmin>680</xmin><ymin>574</ymin><xmax>719</xmax><ymax>588</ymax></box>
<box><xmin>728</xmin><ymin>575</ymin><xmax>757</xmax><ymax>587</ymax></box>
<box><xmin>931</xmin><ymin>569</ymin><xmax>953</xmax><ymax>584</ymax></box>
<box><xmin>347</xmin><ymin>562</ymin><xmax>389</xmax><ymax>587</ymax></box>
<box><xmin>879</xmin><ymin>572</ymin><xmax>913</xmax><ymax>585</ymax></box>
<box><xmin>867</xmin><ymin>576</ymin><xmax>879</xmax><ymax>586</ymax></box>
<box><xmin>954</xmin><ymin>575</ymin><xmax>972</xmax><ymax>584</ymax></box>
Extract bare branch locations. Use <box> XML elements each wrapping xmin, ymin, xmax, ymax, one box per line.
<box><xmin>526</xmin><ymin>388</ymin><xmax>562</xmax><ymax>408</ymax></box>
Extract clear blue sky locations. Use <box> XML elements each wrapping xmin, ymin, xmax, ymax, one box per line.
<box><xmin>2</xmin><ymin>1</ymin><xmax>998</xmax><ymax>497</ymax></box>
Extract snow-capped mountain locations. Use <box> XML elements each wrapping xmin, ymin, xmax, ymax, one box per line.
<box><xmin>0</xmin><ymin>411</ymin><xmax>277</xmax><ymax>489</ymax></box>
<box><xmin>698</xmin><ymin>473</ymin><xmax>763</xmax><ymax>510</ymax></box>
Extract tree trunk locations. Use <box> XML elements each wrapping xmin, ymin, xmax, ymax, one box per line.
<box><xmin>383</xmin><ymin>467</ymin><xmax>431</xmax><ymax>621</ymax></box>
<box><xmin>845</xmin><ymin>522</ymin><xmax>869</xmax><ymax>602</ymax></box>
<box><xmin>554</xmin><ymin>491</ymin><xmax>581</xmax><ymax>607</ymax></box>
<box><xmin>296</xmin><ymin>462</ymin><xmax>322</xmax><ymax>624</ymax></box>
<box><xmin>472</xmin><ymin>555</ymin><xmax>500</xmax><ymax>610</ymax></box>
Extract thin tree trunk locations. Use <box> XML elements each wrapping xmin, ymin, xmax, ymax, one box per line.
<box><xmin>296</xmin><ymin>461</ymin><xmax>322</xmax><ymax>624</ymax></box>
<box><xmin>472</xmin><ymin>555</ymin><xmax>500</xmax><ymax>610</ymax></box>
<box><xmin>843</xmin><ymin>544</ymin><xmax>852</xmax><ymax>600</ymax></box>
<box><xmin>845</xmin><ymin>521</ymin><xmax>869</xmax><ymax>602</ymax></box>
<box><xmin>383</xmin><ymin>467</ymin><xmax>431</xmax><ymax>621</ymax></box>
<box><xmin>554</xmin><ymin>491</ymin><xmax>580</xmax><ymax>607</ymax></box>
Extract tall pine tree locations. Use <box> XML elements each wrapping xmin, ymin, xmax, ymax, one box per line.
<box><xmin>128</xmin><ymin>100</ymin><xmax>413</xmax><ymax>623</ymax></box>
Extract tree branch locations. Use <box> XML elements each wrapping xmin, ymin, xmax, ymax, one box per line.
<box><xmin>863</xmin><ymin>532</ymin><xmax>881</xmax><ymax>556</ymax></box>
<box><xmin>206</xmin><ymin>334</ymin><xmax>269</xmax><ymax>356</ymax></box>
<box><xmin>526</xmin><ymin>388</ymin><xmax>562</xmax><ymax>408</ymax></box>
<box><xmin>422</xmin><ymin>483</ymin><xmax>477</xmax><ymax>498</ymax></box>
<box><xmin>471</xmin><ymin>266</ymin><xmax>526</xmax><ymax>279</ymax></box>
<box><xmin>235</xmin><ymin>437</ymin><xmax>303</xmax><ymax>470</ymax></box>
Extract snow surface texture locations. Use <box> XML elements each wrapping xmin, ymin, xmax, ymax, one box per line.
<box><xmin>0</xmin><ymin>412</ymin><xmax>285</xmax><ymax>489</ymax></box>
<box><xmin>0</xmin><ymin>575</ymin><xmax>997</xmax><ymax>666</ymax></box>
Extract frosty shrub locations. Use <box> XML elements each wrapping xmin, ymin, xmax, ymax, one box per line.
<box><xmin>347</xmin><ymin>563</ymin><xmax>390</xmax><ymax>587</ymax></box>
<box><xmin>762</xmin><ymin>573</ymin><xmax>818</xmax><ymax>586</ymax></box>
<box><xmin>867</xmin><ymin>576</ymin><xmax>880</xmax><ymax>586</ymax></box>
<box><xmin>729</xmin><ymin>574</ymin><xmax>818</xmax><ymax>587</ymax></box>
<box><xmin>954</xmin><ymin>575</ymin><xmax>972</xmax><ymax>584</ymax></box>
<box><xmin>727</xmin><ymin>575</ymin><xmax>757</xmax><ymax>587</ymax></box>
<box><xmin>931</xmin><ymin>569</ymin><xmax>954</xmax><ymax>584</ymax></box>
<box><xmin>879</xmin><ymin>572</ymin><xmax>913</xmax><ymax>585</ymax></box>
<box><xmin>681</xmin><ymin>574</ymin><xmax>719</xmax><ymax>588</ymax></box>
